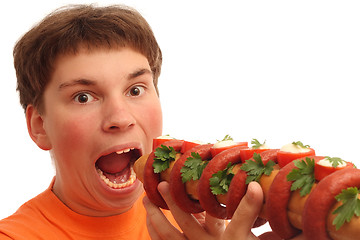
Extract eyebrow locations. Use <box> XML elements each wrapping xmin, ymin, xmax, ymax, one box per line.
<box><xmin>128</xmin><ymin>68</ymin><xmax>152</xmax><ymax>80</ymax></box>
<box><xmin>58</xmin><ymin>79</ymin><xmax>96</xmax><ymax>90</ymax></box>
<box><xmin>58</xmin><ymin>68</ymin><xmax>152</xmax><ymax>91</ymax></box>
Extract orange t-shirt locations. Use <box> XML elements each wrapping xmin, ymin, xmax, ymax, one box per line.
<box><xmin>0</xmin><ymin>180</ymin><xmax>177</xmax><ymax>239</ymax></box>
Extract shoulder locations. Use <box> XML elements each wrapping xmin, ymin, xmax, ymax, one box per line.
<box><xmin>0</xmin><ymin>202</ymin><xmax>40</xmax><ymax>239</ymax></box>
<box><xmin>0</xmin><ymin>186</ymin><xmax>58</xmax><ymax>239</ymax></box>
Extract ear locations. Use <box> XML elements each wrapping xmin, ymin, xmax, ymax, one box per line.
<box><xmin>26</xmin><ymin>105</ymin><xmax>52</xmax><ymax>150</ymax></box>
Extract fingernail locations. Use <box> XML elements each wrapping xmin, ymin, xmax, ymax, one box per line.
<box><xmin>246</xmin><ymin>182</ymin><xmax>256</xmax><ymax>201</ymax></box>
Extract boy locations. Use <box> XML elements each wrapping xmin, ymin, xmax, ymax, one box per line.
<box><xmin>0</xmin><ymin>4</ymin><xmax>298</xmax><ymax>240</ymax></box>
<box><xmin>1</xmin><ymin>4</ymin><xmax>165</xmax><ymax>239</ymax></box>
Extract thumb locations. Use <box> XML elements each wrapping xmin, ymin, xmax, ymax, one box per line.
<box><xmin>223</xmin><ymin>181</ymin><xmax>263</xmax><ymax>239</ymax></box>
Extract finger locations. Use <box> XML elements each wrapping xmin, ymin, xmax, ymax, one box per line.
<box><xmin>143</xmin><ymin>195</ymin><xmax>185</xmax><ymax>240</ymax></box>
<box><xmin>223</xmin><ymin>181</ymin><xmax>263</xmax><ymax>239</ymax></box>
<box><xmin>157</xmin><ymin>181</ymin><xmax>211</xmax><ymax>239</ymax></box>
<box><xmin>192</xmin><ymin>212</ymin><xmax>206</xmax><ymax>226</ymax></box>
<box><xmin>146</xmin><ymin>210</ymin><xmax>161</xmax><ymax>240</ymax></box>
<box><xmin>192</xmin><ymin>212</ymin><xmax>225</xmax><ymax>237</ymax></box>
<box><xmin>204</xmin><ymin>213</ymin><xmax>226</xmax><ymax>236</ymax></box>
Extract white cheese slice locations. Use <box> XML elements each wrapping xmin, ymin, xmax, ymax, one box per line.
<box><xmin>280</xmin><ymin>143</ymin><xmax>311</xmax><ymax>153</ymax></box>
<box><xmin>317</xmin><ymin>157</ymin><xmax>346</xmax><ymax>168</ymax></box>
<box><xmin>213</xmin><ymin>140</ymin><xmax>238</xmax><ymax>149</ymax></box>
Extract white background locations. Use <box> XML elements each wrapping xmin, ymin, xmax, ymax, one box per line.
<box><xmin>1</xmin><ymin>0</ymin><xmax>359</xmax><ymax>235</ymax></box>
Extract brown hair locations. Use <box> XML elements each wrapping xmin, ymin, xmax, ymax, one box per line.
<box><xmin>14</xmin><ymin>4</ymin><xmax>162</xmax><ymax>113</ymax></box>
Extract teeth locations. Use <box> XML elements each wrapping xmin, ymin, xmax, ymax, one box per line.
<box><xmin>116</xmin><ymin>148</ymin><xmax>134</xmax><ymax>154</ymax></box>
<box><xmin>96</xmin><ymin>166</ymin><xmax>137</xmax><ymax>189</ymax></box>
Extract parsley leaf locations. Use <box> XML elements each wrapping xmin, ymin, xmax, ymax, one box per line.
<box><xmin>251</xmin><ymin>139</ymin><xmax>266</xmax><ymax>149</ymax></box>
<box><xmin>152</xmin><ymin>145</ymin><xmax>178</xmax><ymax>173</ymax></box>
<box><xmin>180</xmin><ymin>152</ymin><xmax>209</xmax><ymax>183</ymax></box>
<box><xmin>286</xmin><ymin>157</ymin><xmax>315</xmax><ymax>197</ymax></box>
<box><xmin>240</xmin><ymin>153</ymin><xmax>275</xmax><ymax>184</ymax></box>
<box><xmin>292</xmin><ymin>141</ymin><xmax>310</xmax><ymax>148</ymax></box>
<box><xmin>332</xmin><ymin>187</ymin><xmax>360</xmax><ymax>230</ymax></box>
<box><xmin>209</xmin><ymin>163</ymin><xmax>234</xmax><ymax>195</ymax></box>
<box><xmin>217</xmin><ymin>134</ymin><xmax>233</xmax><ymax>142</ymax></box>
<box><xmin>325</xmin><ymin>156</ymin><xmax>345</xmax><ymax>168</ymax></box>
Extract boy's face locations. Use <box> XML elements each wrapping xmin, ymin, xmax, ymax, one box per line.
<box><xmin>37</xmin><ymin>47</ymin><xmax>162</xmax><ymax>216</ymax></box>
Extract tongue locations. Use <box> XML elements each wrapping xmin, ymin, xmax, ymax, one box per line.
<box><xmin>103</xmin><ymin>167</ymin><xmax>131</xmax><ymax>184</ymax></box>
<box><xmin>96</xmin><ymin>152</ymin><xmax>131</xmax><ymax>174</ymax></box>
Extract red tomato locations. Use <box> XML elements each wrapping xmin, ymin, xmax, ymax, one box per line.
<box><xmin>314</xmin><ymin>160</ymin><xmax>354</xmax><ymax>181</ymax></box>
<box><xmin>277</xmin><ymin>148</ymin><xmax>315</xmax><ymax>168</ymax></box>
<box><xmin>210</xmin><ymin>142</ymin><xmax>248</xmax><ymax>157</ymax></box>
<box><xmin>239</xmin><ymin>147</ymin><xmax>270</xmax><ymax>162</ymax></box>
<box><xmin>181</xmin><ymin>141</ymin><xmax>202</xmax><ymax>153</ymax></box>
<box><xmin>152</xmin><ymin>137</ymin><xmax>174</xmax><ymax>151</ymax></box>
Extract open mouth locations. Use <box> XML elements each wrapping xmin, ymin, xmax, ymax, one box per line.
<box><xmin>95</xmin><ymin>148</ymin><xmax>141</xmax><ymax>189</ymax></box>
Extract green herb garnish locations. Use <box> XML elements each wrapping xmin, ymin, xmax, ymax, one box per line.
<box><xmin>240</xmin><ymin>153</ymin><xmax>275</xmax><ymax>184</ymax></box>
<box><xmin>152</xmin><ymin>145</ymin><xmax>178</xmax><ymax>173</ymax></box>
<box><xmin>251</xmin><ymin>139</ymin><xmax>266</xmax><ymax>149</ymax></box>
<box><xmin>324</xmin><ymin>156</ymin><xmax>345</xmax><ymax>168</ymax></box>
<box><xmin>332</xmin><ymin>187</ymin><xmax>360</xmax><ymax>230</ymax></box>
<box><xmin>180</xmin><ymin>152</ymin><xmax>209</xmax><ymax>183</ymax></box>
<box><xmin>217</xmin><ymin>134</ymin><xmax>233</xmax><ymax>142</ymax></box>
<box><xmin>292</xmin><ymin>141</ymin><xmax>310</xmax><ymax>148</ymax></box>
<box><xmin>209</xmin><ymin>163</ymin><xmax>234</xmax><ymax>195</ymax></box>
<box><xmin>286</xmin><ymin>157</ymin><xmax>315</xmax><ymax>197</ymax></box>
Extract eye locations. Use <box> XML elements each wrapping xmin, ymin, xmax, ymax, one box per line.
<box><xmin>74</xmin><ymin>92</ymin><xmax>95</xmax><ymax>104</ymax></box>
<box><xmin>127</xmin><ymin>86</ymin><xmax>145</xmax><ymax>97</ymax></box>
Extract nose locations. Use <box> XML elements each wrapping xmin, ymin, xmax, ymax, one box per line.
<box><xmin>102</xmin><ymin>99</ymin><xmax>136</xmax><ymax>132</ymax></box>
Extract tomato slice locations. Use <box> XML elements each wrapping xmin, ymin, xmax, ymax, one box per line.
<box><xmin>210</xmin><ymin>142</ymin><xmax>248</xmax><ymax>157</ymax></box>
<box><xmin>181</xmin><ymin>140</ymin><xmax>202</xmax><ymax>153</ymax></box>
<box><xmin>240</xmin><ymin>148</ymin><xmax>271</xmax><ymax>162</ymax></box>
<box><xmin>314</xmin><ymin>159</ymin><xmax>354</xmax><ymax>181</ymax></box>
<box><xmin>277</xmin><ymin>148</ymin><xmax>315</xmax><ymax>168</ymax></box>
<box><xmin>152</xmin><ymin>137</ymin><xmax>174</xmax><ymax>151</ymax></box>
<box><xmin>240</xmin><ymin>147</ymin><xmax>269</xmax><ymax>162</ymax></box>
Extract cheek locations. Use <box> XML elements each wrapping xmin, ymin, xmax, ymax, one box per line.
<box><xmin>148</xmin><ymin>106</ymin><xmax>163</xmax><ymax>134</ymax></box>
<box><xmin>152</xmin><ymin>103</ymin><xmax>163</xmax><ymax>132</ymax></box>
<box><xmin>47</xmin><ymin>114</ymin><xmax>95</xmax><ymax>155</ymax></box>
<box><xmin>141</xmin><ymin>102</ymin><xmax>163</xmax><ymax>151</ymax></box>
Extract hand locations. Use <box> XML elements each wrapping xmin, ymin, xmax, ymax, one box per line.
<box><xmin>143</xmin><ymin>181</ymin><xmax>225</xmax><ymax>240</ymax></box>
<box><xmin>143</xmin><ymin>181</ymin><xmax>266</xmax><ymax>240</ymax></box>
<box><xmin>143</xmin><ymin>181</ymin><xmax>306</xmax><ymax>240</ymax></box>
<box><xmin>221</xmin><ymin>181</ymin><xmax>264</xmax><ymax>240</ymax></box>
